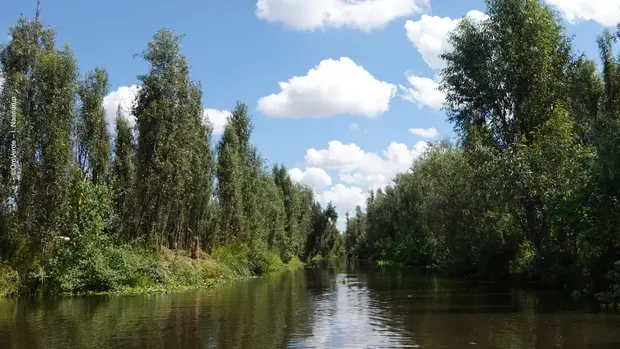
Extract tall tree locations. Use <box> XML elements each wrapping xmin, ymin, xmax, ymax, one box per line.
<box><xmin>272</xmin><ymin>164</ymin><xmax>299</xmax><ymax>253</ymax></box>
<box><xmin>216</xmin><ymin>123</ymin><xmax>244</xmax><ymax>244</ymax></box>
<box><xmin>440</xmin><ymin>0</ymin><xmax>572</xmax><ymax>149</ymax></box>
<box><xmin>111</xmin><ymin>109</ymin><xmax>134</xmax><ymax>235</ymax></box>
<box><xmin>183</xmin><ymin>85</ymin><xmax>216</xmax><ymax>250</ymax></box>
<box><xmin>133</xmin><ymin>28</ymin><xmax>208</xmax><ymax>249</ymax></box>
<box><xmin>0</xmin><ymin>17</ymin><xmax>78</xmax><ymax>259</ymax></box>
<box><xmin>227</xmin><ymin>102</ymin><xmax>262</xmax><ymax>243</ymax></box>
<box><xmin>76</xmin><ymin>67</ymin><xmax>110</xmax><ymax>184</ymax></box>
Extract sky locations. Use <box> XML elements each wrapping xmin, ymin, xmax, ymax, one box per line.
<box><xmin>0</xmin><ymin>0</ymin><xmax>618</xmax><ymax>229</ymax></box>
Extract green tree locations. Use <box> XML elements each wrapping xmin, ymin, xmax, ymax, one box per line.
<box><xmin>133</xmin><ymin>28</ymin><xmax>211</xmax><ymax>249</ymax></box>
<box><xmin>76</xmin><ymin>67</ymin><xmax>110</xmax><ymax>184</ymax></box>
<box><xmin>0</xmin><ymin>16</ymin><xmax>78</xmax><ymax>261</ymax></box>
<box><xmin>440</xmin><ymin>0</ymin><xmax>572</xmax><ymax>149</ymax></box>
<box><xmin>216</xmin><ymin>123</ymin><xmax>245</xmax><ymax>244</ymax></box>
<box><xmin>111</xmin><ymin>109</ymin><xmax>134</xmax><ymax>235</ymax></box>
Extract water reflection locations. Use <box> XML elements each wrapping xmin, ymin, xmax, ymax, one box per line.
<box><xmin>292</xmin><ymin>269</ymin><xmax>417</xmax><ymax>348</ymax></box>
<box><xmin>0</xmin><ymin>260</ymin><xmax>620</xmax><ymax>349</ymax></box>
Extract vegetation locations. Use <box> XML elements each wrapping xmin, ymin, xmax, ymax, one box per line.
<box><xmin>344</xmin><ymin>0</ymin><xmax>620</xmax><ymax>304</ymax></box>
<box><xmin>0</xmin><ymin>14</ymin><xmax>343</xmax><ymax>297</ymax></box>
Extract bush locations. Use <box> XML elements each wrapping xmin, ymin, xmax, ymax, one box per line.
<box><xmin>41</xmin><ymin>235</ymin><xmax>152</xmax><ymax>293</ymax></box>
<box><xmin>0</xmin><ymin>263</ymin><xmax>19</xmax><ymax>297</ymax></box>
<box><xmin>211</xmin><ymin>244</ymin><xmax>252</xmax><ymax>276</ymax></box>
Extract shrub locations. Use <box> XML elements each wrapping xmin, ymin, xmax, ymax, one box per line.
<box><xmin>0</xmin><ymin>263</ymin><xmax>19</xmax><ymax>297</ymax></box>
<box><xmin>211</xmin><ymin>244</ymin><xmax>251</xmax><ymax>276</ymax></box>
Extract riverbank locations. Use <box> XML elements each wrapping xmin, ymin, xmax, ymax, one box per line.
<box><xmin>0</xmin><ymin>243</ymin><xmax>304</xmax><ymax>298</ymax></box>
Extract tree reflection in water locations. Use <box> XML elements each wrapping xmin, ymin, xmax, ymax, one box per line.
<box><xmin>1</xmin><ymin>261</ymin><xmax>620</xmax><ymax>349</ymax></box>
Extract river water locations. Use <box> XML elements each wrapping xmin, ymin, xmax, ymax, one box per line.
<box><xmin>1</xmin><ymin>260</ymin><xmax>620</xmax><ymax>349</ymax></box>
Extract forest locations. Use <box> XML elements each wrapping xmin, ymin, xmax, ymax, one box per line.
<box><xmin>4</xmin><ymin>0</ymin><xmax>620</xmax><ymax>304</ymax></box>
<box><xmin>0</xmin><ymin>14</ymin><xmax>344</xmax><ymax>297</ymax></box>
<box><xmin>345</xmin><ymin>0</ymin><xmax>620</xmax><ymax>302</ymax></box>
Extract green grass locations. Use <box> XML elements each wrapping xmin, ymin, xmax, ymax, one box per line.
<box><xmin>211</xmin><ymin>244</ymin><xmax>252</xmax><ymax>276</ymax></box>
<box><xmin>0</xmin><ymin>243</ymin><xmax>306</xmax><ymax>298</ymax></box>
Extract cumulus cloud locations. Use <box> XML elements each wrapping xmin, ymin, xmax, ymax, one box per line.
<box><xmin>306</xmin><ymin>140</ymin><xmax>428</xmax><ymax>191</ymax></box>
<box><xmin>303</xmin><ymin>140</ymin><xmax>429</xmax><ymax>229</ymax></box>
<box><xmin>289</xmin><ymin>167</ymin><xmax>333</xmax><ymax>189</ymax></box>
<box><xmin>545</xmin><ymin>0</ymin><xmax>620</xmax><ymax>27</ymax></box>
<box><xmin>317</xmin><ymin>183</ymin><xmax>368</xmax><ymax>228</ymax></box>
<box><xmin>256</xmin><ymin>0</ymin><xmax>430</xmax><ymax>32</ymax></box>
<box><xmin>318</xmin><ymin>184</ymin><xmax>366</xmax><ymax>210</ymax></box>
<box><xmin>103</xmin><ymin>85</ymin><xmax>140</xmax><ymax>133</ymax></box>
<box><xmin>405</xmin><ymin>10</ymin><xmax>487</xmax><ymax>69</ymax></box>
<box><xmin>409</xmin><ymin>127</ymin><xmax>438</xmax><ymax>138</ymax></box>
<box><xmin>398</xmin><ymin>74</ymin><xmax>445</xmax><ymax>111</ymax></box>
<box><xmin>203</xmin><ymin>109</ymin><xmax>231</xmax><ymax>136</ymax></box>
<box><xmin>257</xmin><ymin>57</ymin><xmax>396</xmax><ymax>119</ymax></box>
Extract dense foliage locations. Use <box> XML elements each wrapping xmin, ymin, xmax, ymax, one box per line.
<box><xmin>345</xmin><ymin>0</ymin><xmax>620</xmax><ymax>301</ymax></box>
<box><xmin>0</xmin><ymin>15</ymin><xmax>343</xmax><ymax>296</ymax></box>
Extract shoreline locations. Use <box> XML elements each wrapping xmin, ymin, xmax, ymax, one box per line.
<box><xmin>0</xmin><ymin>246</ymin><xmax>306</xmax><ymax>299</ymax></box>
<box><xmin>75</xmin><ymin>263</ymin><xmax>305</xmax><ymax>298</ymax></box>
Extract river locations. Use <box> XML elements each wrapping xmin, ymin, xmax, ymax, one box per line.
<box><xmin>1</xmin><ymin>260</ymin><xmax>619</xmax><ymax>349</ymax></box>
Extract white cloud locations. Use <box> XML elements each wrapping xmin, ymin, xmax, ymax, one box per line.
<box><xmin>317</xmin><ymin>184</ymin><xmax>368</xmax><ymax>229</ymax></box>
<box><xmin>203</xmin><ymin>109</ymin><xmax>231</xmax><ymax>136</ymax></box>
<box><xmin>256</xmin><ymin>0</ymin><xmax>430</xmax><ymax>32</ymax></box>
<box><xmin>296</xmin><ymin>140</ymin><xmax>429</xmax><ymax>230</ymax></box>
<box><xmin>349</xmin><ymin>123</ymin><xmax>360</xmax><ymax>131</ymax></box>
<box><xmin>398</xmin><ymin>74</ymin><xmax>445</xmax><ymax>111</ymax></box>
<box><xmin>409</xmin><ymin>127</ymin><xmax>438</xmax><ymax>138</ymax></box>
<box><xmin>405</xmin><ymin>15</ymin><xmax>458</xmax><ymax>70</ymax></box>
<box><xmin>545</xmin><ymin>0</ymin><xmax>620</xmax><ymax>27</ymax></box>
<box><xmin>257</xmin><ymin>57</ymin><xmax>396</xmax><ymax>119</ymax></box>
<box><xmin>305</xmin><ymin>140</ymin><xmax>428</xmax><ymax>191</ymax></box>
<box><xmin>289</xmin><ymin>167</ymin><xmax>333</xmax><ymax>189</ymax></box>
<box><xmin>103</xmin><ymin>85</ymin><xmax>140</xmax><ymax>133</ymax></box>
<box><xmin>405</xmin><ymin>10</ymin><xmax>487</xmax><ymax>69</ymax></box>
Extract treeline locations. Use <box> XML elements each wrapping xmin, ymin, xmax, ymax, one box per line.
<box><xmin>346</xmin><ymin>0</ymin><xmax>620</xmax><ymax>300</ymax></box>
<box><xmin>0</xmin><ymin>16</ymin><xmax>343</xmax><ymax>296</ymax></box>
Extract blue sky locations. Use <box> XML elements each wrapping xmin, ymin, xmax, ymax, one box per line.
<box><xmin>0</xmin><ymin>0</ymin><xmax>617</xmax><ymax>227</ymax></box>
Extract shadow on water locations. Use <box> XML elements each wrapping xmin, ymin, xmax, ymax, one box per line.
<box><xmin>1</xmin><ymin>259</ymin><xmax>620</xmax><ymax>348</ymax></box>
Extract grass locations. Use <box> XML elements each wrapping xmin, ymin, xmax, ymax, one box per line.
<box><xmin>106</xmin><ymin>245</ymin><xmax>305</xmax><ymax>297</ymax></box>
<box><xmin>0</xmin><ymin>244</ymin><xmax>306</xmax><ymax>298</ymax></box>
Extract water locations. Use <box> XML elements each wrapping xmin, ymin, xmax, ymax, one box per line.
<box><xmin>1</xmin><ymin>260</ymin><xmax>620</xmax><ymax>349</ymax></box>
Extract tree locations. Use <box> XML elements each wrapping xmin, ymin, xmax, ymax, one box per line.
<box><xmin>0</xmin><ymin>17</ymin><xmax>78</xmax><ymax>260</ymax></box>
<box><xmin>76</xmin><ymin>67</ymin><xmax>110</xmax><ymax>184</ymax></box>
<box><xmin>216</xmin><ymin>123</ymin><xmax>244</xmax><ymax>244</ymax></box>
<box><xmin>111</xmin><ymin>109</ymin><xmax>134</xmax><ymax>235</ymax></box>
<box><xmin>440</xmin><ymin>0</ymin><xmax>572</xmax><ymax>149</ymax></box>
<box><xmin>132</xmin><ymin>28</ymin><xmax>211</xmax><ymax>249</ymax></box>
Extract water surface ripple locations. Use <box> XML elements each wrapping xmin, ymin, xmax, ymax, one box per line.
<box><xmin>1</xmin><ymin>260</ymin><xmax>620</xmax><ymax>349</ymax></box>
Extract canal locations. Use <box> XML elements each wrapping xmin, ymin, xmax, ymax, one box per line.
<box><xmin>1</xmin><ymin>260</ymin><xmax>619</xmax><ymax>348</ymax></box>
